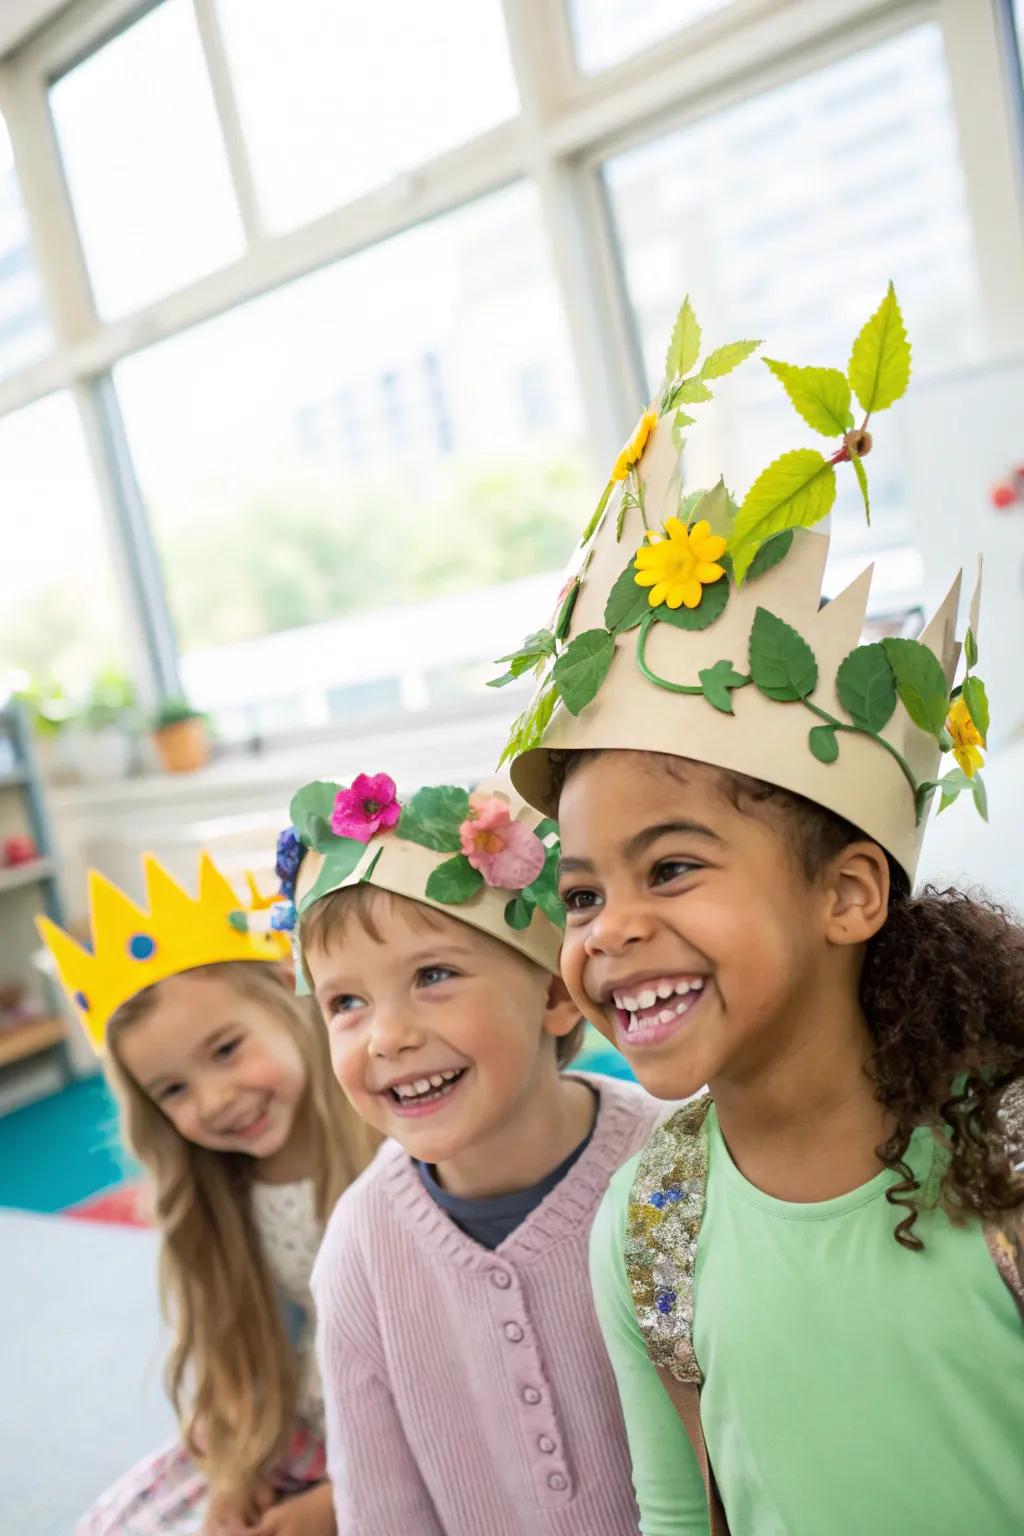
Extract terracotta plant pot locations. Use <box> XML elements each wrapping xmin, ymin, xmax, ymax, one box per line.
<box><xmin>153</xmin><ymin>716</ymin><xmax>209</xmax><ymax>774</ymax></box>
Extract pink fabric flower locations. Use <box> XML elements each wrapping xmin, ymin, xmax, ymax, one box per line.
<box><xmin>459</xmin><ymin>794</ymin><xmax>545</xmax><ymax>890</ymax></box>
<box><xmin>331</xmin><ymin>773</ymin><xmax>401</xmax><ymax>843</ymax></box>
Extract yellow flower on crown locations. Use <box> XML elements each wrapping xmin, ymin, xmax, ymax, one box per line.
<box><xmin>634</xmin><ymin>517</ymin><xmax>728</xmax><ymax>610</ymax></box>
<box><xmin>946</xmin><ymin>695</ymin><xmax>984</xmax><ymax>778</ymax></box>
<box><xmin>611</xmin><ymin>408</ymin><xmax>659</xmax><ymax>482</ymax></box>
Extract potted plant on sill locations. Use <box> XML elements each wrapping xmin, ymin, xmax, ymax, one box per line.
<box><xmin>152</xmin><ymin>698</ymin><xmax>210</xmax><ymax>774</ymax></box>
<box><xmin>71</xmin><ymin>668</ymin><xmax>139</xmax><ymax>782</ymax></box>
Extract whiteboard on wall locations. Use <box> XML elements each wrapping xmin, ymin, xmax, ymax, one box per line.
<box><xmin>903</xmin><ymin>354</ymin><xmax>1024</xmax><ymax>912</ymax></box>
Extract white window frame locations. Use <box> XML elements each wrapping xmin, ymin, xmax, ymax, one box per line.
<box><xmin>0</xmin><ymin>0</ymin><xmax>1020</xmax><ymax>718</ymax></box>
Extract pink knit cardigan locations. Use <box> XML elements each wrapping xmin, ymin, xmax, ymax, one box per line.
<box><xmin>313</xmin><ymin>1072</ymin><xmax>661</xmax><ymax>1535</ymax></box>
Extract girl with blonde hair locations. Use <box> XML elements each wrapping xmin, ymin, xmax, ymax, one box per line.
<box><xmin>38</xmin><ymin>850</ymin><xmax>379</xmax><ymax>1536</ymax></box>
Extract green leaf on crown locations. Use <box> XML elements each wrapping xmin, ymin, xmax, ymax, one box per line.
<box><xmin>605</xmin><ymin>560</ymin><xmax>650</xmax><ymax>635</ymax></box>
<box><xmin>425</xmin><ymin>855</ymin><xmax>484</xmax><ymax>905</ymax></box>
<box><xmin>763</xmin><ymin>359</ymin><xmax>854</xmax><ymax>437</ymax></box>
<box><xmin>665</xmin><ymin>295</ymin><xmax>701</xmax><ymax>382</ymax></box>
<box><xmin>488</xmin><ymin>629</ymin><xmax>556</xmax><ymax>689</ymax></box>
<box><xmin>964</xmin><ymin>626</ymin><xmax>979</xmax><ymax>668</ymax></box>
<box><xmin>672</xmin><ymin>411</ymin><xmax>694</xmax><ymax>449</ymax></box>
<box><xmin>398</xmin><ymin>785</ymin><xmax>470</xmax><ymax>853</ymax></box>
<box><xmin>836</xmin><ymin>643</ymin><xmax>897</xmax><ymax>733</ymax></box>
<box><xmin>962</xmin><ymin>675</ymin><xmax>990</xmax><ymax>744</ymax></box>
<box><xmin>698</xmin><ymin>660</ymin><xmax>750</xmax><ymax>714</ymax></box>
<box><xmin>554</xmin><ymin>581</ymin><xmax>580</xmax><ymax>643</ymax></box>
<box><xmin>917</xmin><ymin>767</ymin><xmax>988</xmax><ymax>823</ymax></box>
<box><xmin>847</xmin><ymin>282</ymin><xmax>911</xmax><ymax>415</ymax></box>
<box><xmin>691</xmin><ymin>478</ymin><xmax>735</xmax><ymax>539</ymax></box>
<box><xmin>289</xmin><ymin>780</ymin><xmax>342</xmax><ymax>851</ymax></box>
<box><xmin>749</xmin><ymin>608</ymin><xmax>819</xmax><ymax>701</ymax></box>
<box><xmin>700</xmin><ymin>339</ymin><xmax>762</xmax><ymax>381</ymax></box>
<box><xmin>305</xmin><ymin>839</ymin><xmax>373</xmax><ymax>906</ymax></box>
<box><xmin>653</xmin><ymin>575</ymin><xmax>730</xmax><ymax>631</ymax></box>
<box><xmin>730</xmin><ymin>449</ymin><xmax>837</xmax><ymax>584</ymax></box>
<box><xmin>504</xmin><ymin>892</ymin><xmax>535</xmax><ymax>930</ymax></box>
<box><xmin>499</xmin><ymin>682</ymin><xmax>560</xmax><ymax>767</ymax></box>
<box><xmin>525</xmin><ymin>845</ymin><xmax>565</xmax><ymax>928</ymax></box>
<box><xmin>746</xmin><ymin>529</ymin><xmax>794</xmax><ymax>580</ymax></box>
<box><xmin>580</xmin><ymin>479</ymin><xmax>613</xmax><ymax>547</ymax></box>
<box><xmin>670</xmin><ymin>378</ymin><xmax>713</xmax><ymax>406</ymax></box>
<box><xmin>808</xmin><ymin>724</ymin><xmax>840</xmax><ymax>763</ymax></box>
<box><xmin>553</xmin><ymin>629</ymin><xmax>616</xmax><ymax>716</ymax></box>
<box><xmin>850</xmin><ymin>448</ymin><xmax>871</xmax><ymax>525</ymax></box>
<box><xmin>880</xmin><ymin>638</ymin><xmax>949</xmax><ymax>742</ymax></box>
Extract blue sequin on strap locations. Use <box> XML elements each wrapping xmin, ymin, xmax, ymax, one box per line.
<box><xmin>648</xmin><ymin>1190</ymin><xmax>666</xmax><ymax>1209</ymax></box>
<box><xmin>665</xmin><ymin>1185</ymin><xmax>682</xmax><ymax>1202</ymax></box>
<box><xmin>655</xmin><ymin>1290</ymin><xmax>677</xmax><ymax>1314</ymax></box>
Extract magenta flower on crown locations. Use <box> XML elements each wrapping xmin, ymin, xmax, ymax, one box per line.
<box><xmin>331</xmin><ymin>773</ymin><xmax>401</xmax><ymax>843</ymax></box>
<box><xmin>459</xmin><ymin>792</ymin><xmax>545</xmax><ymax>890</ymax></box>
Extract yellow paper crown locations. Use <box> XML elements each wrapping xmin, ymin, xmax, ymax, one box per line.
<box><xmin>36</xmin><ymin>852</ymin><xmax>291</xmax><ymax>1053</ymax></box>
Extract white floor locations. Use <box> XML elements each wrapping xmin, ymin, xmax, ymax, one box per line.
<box><xmin>1</xmin><ymin>1209</ymin><xmax>175</xmax><ymax>1535</ymax></box>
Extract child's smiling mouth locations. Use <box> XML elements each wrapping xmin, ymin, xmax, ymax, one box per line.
<box><xmin>607</xmin><ymin>974</ymin><xmax>707</xmax><ymax>1048</ymax></box>
<box><xmin>382</xmin><ymin>1067</ymin><xmax>468</xmax><ymax>1116</ymax></box>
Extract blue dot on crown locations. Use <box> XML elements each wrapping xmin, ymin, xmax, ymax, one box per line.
<box><xmin>128</xmin><ymin>933</ymin><xmax>156</xmax><ymax>961</ymax></box>
<box><xmin>74</xmin><ymin>990</ymin><xmax>89</xmax><ymax>1012</ymax></box>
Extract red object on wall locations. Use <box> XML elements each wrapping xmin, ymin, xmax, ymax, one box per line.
<box><xmin>991</xmin><ymin>483</ymin><xmax>1017</xmax><ymax>509</ymax></box>
<box><xmin>3</xmin><ymin>834</ymin><xmax>37</xmax><ymax>866</ymax></box>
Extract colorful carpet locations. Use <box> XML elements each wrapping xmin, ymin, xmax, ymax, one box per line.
<box><xmin>0</xmin><ymin>1074</ymin><xmax>139</xmax><ymax>1215</ymax></box>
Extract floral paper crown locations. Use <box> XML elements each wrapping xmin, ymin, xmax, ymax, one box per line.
<box><xmin>273</xmin><ymin>772</ymin><xmax>564</xmax><ymax>978</ymax></box>
<box><xmin>495</xmin><ymin>286</ymin><xmax>989</xmax><ymax>882</ymax></box>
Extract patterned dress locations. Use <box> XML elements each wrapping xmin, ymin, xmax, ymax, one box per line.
<box><xmin>75</xmin><ymin>1178</ymin><xmax>325</xmax><ymax>1535</ymax></box>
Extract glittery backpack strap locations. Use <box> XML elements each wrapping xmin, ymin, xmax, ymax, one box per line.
<box><xmin>625</xmin><ymin>1093</ymin><xmax>712</xmax><ymax>1383</ymax></box>
<box><xmin>984</xmin><ymin>1079</ymin><xmax>1024</xmax><ymax>1322</ymax></box>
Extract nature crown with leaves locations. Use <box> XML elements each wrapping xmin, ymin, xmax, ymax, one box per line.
<box><xmin>493</xmin><ymin>287</ymin><xmax>990</xmax><ymax>883</ymax></box>
<box><xmin>281</xmin><ymin>773</ymin><xmax>564</xmax><ymax>979</ymax></box>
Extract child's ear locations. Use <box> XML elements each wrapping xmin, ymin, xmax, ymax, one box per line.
<box><xmin>824</xmin><ymin>841</ymin><xmax>890</xmax><ymax>946</ymax></box>
<box><xmin>542</xmin><ymin>973</ymin><xmax>583</xmax><ymax>1044</ymax></box>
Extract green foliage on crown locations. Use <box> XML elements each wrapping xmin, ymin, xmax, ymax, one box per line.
<box><xmin>491</xmin><ymin>287</ymin><xmax>989</xmax><ymax>825</ymax></box>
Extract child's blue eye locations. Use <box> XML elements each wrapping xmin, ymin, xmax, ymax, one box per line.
<box><xmin>330</xmin><ymin>994</ymin><xmax>365</xmax><ymax>1015</ymax></box>
<box><xmin>417</xmin><ymin>966</ymin><xmax>456</xmax><ymax>988</ymax></box>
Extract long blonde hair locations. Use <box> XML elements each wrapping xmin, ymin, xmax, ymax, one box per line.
<box><xmin>105</xmin><ymin>960</ymin><xmax>380</xmax><ymax>1493</ymax></box>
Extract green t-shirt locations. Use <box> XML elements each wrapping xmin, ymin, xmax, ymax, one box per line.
<box><xmin>590</xmin><ymin>1104</ymin><xmax>1024</xmax><ymax>1535</ymax></box>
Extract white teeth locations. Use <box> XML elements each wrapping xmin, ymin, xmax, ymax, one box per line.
<box><xmin>657</xmin><ymin>982</ymin><xmax>675</xmax><ymax>1000</ymax></box>
<box><xmin>658</xmin><ymin>1009</ymin><xmax>676</xmax><ymax>1024</ymax></box>
<box><xmin>675</xmin><ymin>980</ymin><xmax>691</xmax><ymax>995</ymax></box>
<box><xmin>429</xmin><ymin>1074</ymin><xmax>444</xmax><ymax>1088</ymax></box>
<box><xmin>441</xmin><ymin>1070</ymin><xmax>458</xmax><ymax>1081</ymax></box>
<box><xmin>637</xmin><ymin>989</ymin><xmax>657</xmax><ymax>1009</ymax></box>
<box><xmin>414</xmin><ymin>1078</ymin><xmax>431</xmax><ymax>1093</ymax></box>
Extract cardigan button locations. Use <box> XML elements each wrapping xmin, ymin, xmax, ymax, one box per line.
<box><xmin>503</xmin><ymin>1322</ymin><xmax>524</xmax><ymax>1343</ymax></box>
<box><xmin>547</xmin><ymin>1472</ymin><xmax>568</xmax><ymax>1492</ymax></box>
<box><xmin>522</xmin><ymin>1386</ymin><xmax>542</xmax><ymax>1405</ymax></box>
<box><xmin>538</xmin><ymin>1435</ymin><xmax>556</xmax><ymax>1454</ymax></box>
<box><xmin>491</xmin><ymin>1270</ymin><xmax>511</xmax><ymax>1289</ymax></box>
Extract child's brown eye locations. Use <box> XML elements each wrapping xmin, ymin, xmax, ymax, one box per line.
<box><xmin>652</xmin><ymin>860</ymin><xmax>698</xmax><ymax>886</ymax></box>
<box><xmin>562</xmin><ymin>888</ymin><xmax>600</xmax><ymax>913</ymax></box>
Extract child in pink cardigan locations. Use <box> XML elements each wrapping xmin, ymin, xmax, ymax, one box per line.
<box><xmin>281</xmin><ymin>773</ymin><xmax>659</xmax><ymax>1534</ymax></box>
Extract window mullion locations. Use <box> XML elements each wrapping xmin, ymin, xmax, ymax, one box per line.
<box><xmin>501</xmin><ymin>0</ymin><xmax>643</xmax><ymax>462</ymax></box>
<box><xmin>192</xmin><ymin>0</ymin><xmax>264</xmax><ymax>244</ymax></box>
<box><xmin>935</xmin><ymin>0</ymin><xmax>1024</xmax><ymax>351</ymax></box>
<box><xmin>73</xmin><ymin>375</ymin><xmax>182</xmax><ymax>708</ymax></box>
<box><xmin>0</xmin><ymin>59</ymin><xmax>95</xmax><ymax>349</ymax></box>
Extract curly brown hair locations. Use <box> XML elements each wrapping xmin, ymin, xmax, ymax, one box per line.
<box><xmin>552</xmin><ymin>749</ymin><xmax>1024</xmax><ymax>1248</ymax></box>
